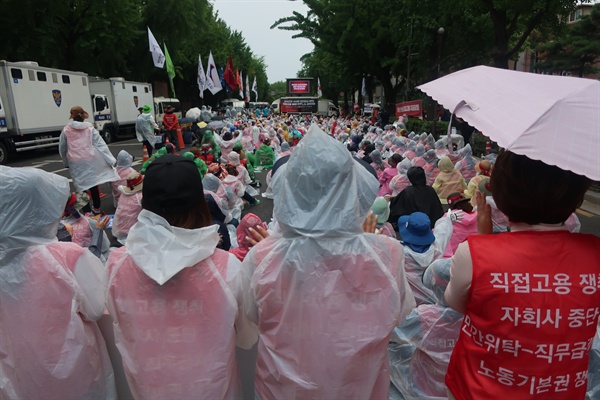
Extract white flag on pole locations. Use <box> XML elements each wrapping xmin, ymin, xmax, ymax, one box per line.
<box><xmin>252</xmin><ymin>76</ymin><xmax>258</xmax><ymax>101</ymax></box>
<box><xmin>148</xmin><ymin>27</ymin><xmax>165</xmax><ymax>68</ymax></box>
<box><xmin>361</xmin><ymin>76</ymin><xmax>367</xmax><ymax>98</ymax></box>
<box><xmin>245</xmin><ymin>75</ymin><xmax>250</xmax><ymax>102</ymax></box>
<box><xmin>197</xmin><ymin>54</ymin><xmax>206</xmax><ymax>98</ymax></box>
<box><xmin>205</xmin><ymin>51</ymin><xmax>223</xmax><ymax>95</ymax></box>
<box><xmin>317</xmin><ymin>77</ymin><xmax>323</xmax><ymax>98</ymax></box>
<box><xmin>239</xmin><ymin>71</ymin><xmax>244</xmax><ymax>100</ymax></box>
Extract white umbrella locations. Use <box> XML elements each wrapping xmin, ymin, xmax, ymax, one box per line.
<box><xmin>417</xmin><ymin>65</ymin><xmax>600</xmax><ymax>180</ymax></box>
<box><xmin>185</xmin><ymin>107</ymin><xmax>201</xmax><ymax>120</ymax></box>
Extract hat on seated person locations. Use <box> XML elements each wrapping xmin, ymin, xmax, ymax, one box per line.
<box><xmin>123</xmin><ymin>171</ymin><xmax>144</xmax><ymax>194</ymax></box>
<box><xmin>142</xmin><ymin>104</ymin><xmax>152</xmax><ymax>114</ymax></box>
<box><xmin>370</xmin><ymin>197</ymin><xmax>390</xmax><ymax>224</ymax></box>
<box><xmin>228</xmin><ymin>152</ymin><xmax>241</xmax><ymax>166</ymax></box>
<box><xmin>478</xmin><ymin>177</ymin><xmax>492</xmax><ymax>197</ymax></box>
<box><xmin>447</xmin><ymin>192</ymin><xmax>470</xmax><ymax>210</ymax></box>
<box><xmin>143</xmin><ymin>155</ymin><xmax>203</xmax><ymax>214</ymax></box>
<box><xmin>398</xmin><ymin>212</ymin><xmax>435</xmax><ymax>246</ymax></box>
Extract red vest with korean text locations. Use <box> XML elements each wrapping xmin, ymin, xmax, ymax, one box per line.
<box><xmin>446</xmin><ymin>231</ymin><xmax>600</xmax><ymax>400</ymax></box>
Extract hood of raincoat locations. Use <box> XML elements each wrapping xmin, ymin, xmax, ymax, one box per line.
<box><xmin>272</xmin><ymin>124</ymin><xmax>378</xmax><ymax>237</ymax></box>
<box><xmin>415</xmin><ymin>144</ymin><xmax>425</xmax><ymax>157</ymax></box>
<box><xmin>423</xmin><ymin>149</ymin><xmax>438</xmax><ymax>165</ymax></box>
<box><xmin>0</xmin><ymin>166</ymin><xmax>70</xmax><ymax>259</ymax></box>
<box><xmin>434</xmin><ymin>139</ymin><xmax>447</xmax><ymax>150</ymax></box>
<box><xmin>125</xmin><ymin>209</ymin><xmax>219</xmax><ymax>285</ymax></box>
<box><xmin>202</xmin><ymin>173</ymin><xmax>222</xmax><ymax>193</ymax></box>
<box><xmin>116</xmin><ymin>150</ymin><xmax>134</xmax><ymax>168</ymax></box>
<box><xmin>407</xmin><ymin>166</ymin><xmax>427</xmax><ymax>186</ymax></box>
<box><xmin>67</xmin><ymin>120</ymin><xmax>93</xmax><ymax>130</ymax></box>
<box><xmin>396</xmin><ymin>158</ymin><xmax>411</xmax><ymax>174</ymax></box>
<box><xmin>423</xmin><ymin>258</ymin><xmax>451</xmax><ymax>306</ymax></box>
<box><xmin>459</xmin><ymin>143</ymin><xmax>473</xmax><ymax>157</ymax></box>
<box><xmin>438</xmin><ymin>156</ymin><xmax>455</xmax><ymax>173</ymax></box>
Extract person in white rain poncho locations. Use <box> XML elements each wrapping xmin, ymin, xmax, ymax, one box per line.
<box><xmin>106</xmin><ymin>155</ymin><xmax>258</xmax><ymax>399</ymax></box>
<box><xmin>59</xmin><ymin>105</ymin><xmax>119</xmax><ymax>214</ymax></box>
<box><xmin>244</xmin><ymin>124</ymin><xmax>415</xmax><ymax>399</ymax></box>
<box><xmin>135</xmin><ymin>104</ymin><xmax>158</xmax><ymax>157</ymax></box>
<box><xmin>0</xmin><ymin>166</ymin><xmax>116</xmax><ymax>400</ymax></box>
<box><xmin>389</xmin><ymin>258</ymin><xmax>463</xmax><ymax>400</ymax></box>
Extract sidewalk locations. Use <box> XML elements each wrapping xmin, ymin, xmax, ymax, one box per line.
<box><xmin>582</xmin><ymin>190</ymin><xmax>600</xmax><ymax>215</ymax></box>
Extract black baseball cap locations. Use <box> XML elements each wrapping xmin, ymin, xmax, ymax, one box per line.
<box><xmin>143</xmin><ymin>154</ymin><xmax>203</xmax><ymax>214</ymax></box>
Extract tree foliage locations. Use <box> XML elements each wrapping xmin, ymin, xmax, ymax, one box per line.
<box><xmin>272</xmin><ymin>0</ymin><xmax>586</xmax><ymax>113</ymax></box>
<box><xmin>536</xmin><ymin>4</ymin><xmax>600</xmax><ymax>77</ymax></box>
<box><xmin>0</xmin><ymin>0</ymin><xmax>269</xmax><ymax>108</ymax></box>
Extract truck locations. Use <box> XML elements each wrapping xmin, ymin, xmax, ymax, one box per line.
<box><xmin>89</xmin><ymin>77</ymin><xmax>154</xmax><ymax>144</ymax></box>
<box><xmin>0</xmin><ymin>60</ymin><xmax>180</xmax><ymax>164</ymax></box>
<box><xmin>318</xmin><ymin>99</ymin><xmax>338</xmax><ymax>117</ymax></box>
<box><xmin>0</xmin><ymin>60</ymin><xmax>95</xmax><ymax>164</ymax></box>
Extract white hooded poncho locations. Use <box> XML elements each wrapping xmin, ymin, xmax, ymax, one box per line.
<box><xmin>106</xmin><ymin>209</ymin><xmax>258</xmax><ymax>399</ymax></box>
<box><xmin>244</xmin><ymin>124</ymin><xmax>416</xmax><ymax>399</ymax></box>
<box><xmin>0</xmin><ymin>166</ymin><xmax>116</xmax><ymax>399</ymax></box>
<box><xmin>59</xmin><ymin>120</ymin><xmax>119</xmax><ymax>191</ymax></box>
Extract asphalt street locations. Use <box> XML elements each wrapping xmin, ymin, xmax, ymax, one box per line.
<box><xmin>6</xmin><ymin>136</ymin><xmax>600</xmax><ymax>240</ymax></box>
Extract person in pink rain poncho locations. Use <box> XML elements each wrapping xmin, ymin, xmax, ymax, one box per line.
<box><xmin>453</xmin><ymin>143</ymin><xmax>477</xmax><ymax>183</ymax></box>
<box><xmin>230</xmin><ymin>213</ymin><xmax>267</xmax><ymax>262</ymax></box>
<box><xmin>0</xmin><ymin>166</ymin><xmax>116</xmax><ymax>399</ymax></box>
<box><xmin>378</xmin><ymin>153</ymin><xmax>403</xmax><ymax>196</ymax></box>
<box><xmin>106</xmin><ymin>155</ymin><xmax>258</xmax><ymax>399</ymax></box>
<box><xmin>442</xmin><ymin>193</ymin><xmax>478</xmax><ymax>258</ymax></box>
<box><xmin>243</xmin><ymin>124</ymin><xmax>415</xmax><ymax>400</ymax></box>
<box><xmin>110</xmin><ymin>150</ymin><xmax>136</xmax><ymax>207</ymax></box>
<box><xmin>111</xmin><ymin>171</ymin><xmax>144</xmax><ymax>245</ymax></box>
<box><xmin>389</xmin><ymin>158</ymin><xmax>413</xmax><ymax>197</ymax></box>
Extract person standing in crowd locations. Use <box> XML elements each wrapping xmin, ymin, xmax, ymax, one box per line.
<box><xmin>59</xmin><ymin>105</ymin><xmax>119</xmax><ymax>215</ymax></box>
<box><xmin>162</xmin><ymin>105</ymin><xmax>180</xmax><ymax>150</ymax></box>
<box><xmin>243</xmin><ymin>125</ymin><xmax>415</xmax><ymax>399</ymax></box>
<box><xmin>135</xmin><ymin>104</ymin><xmax>158</xmax><ymax>157</ymax></box>
<box><xmin>444</xmin><ymin>150</ymin><xmax>600</xmax><ymax>400</ymax></box>
<box><xmin>0</xmin><ymin>166</ymin><xmax>116</xmax><ymax>399</ymax></box>
<box><xmin>106</xmin><ymin>155</ymin><xmax>258</xmax><ymax>399</ymax></box>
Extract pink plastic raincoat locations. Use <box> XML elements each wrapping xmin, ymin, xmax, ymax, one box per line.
<box><xmin>0</xmin><ymin>166</ymin><xmax>115</xmax><ymax>399</ymax></box>
<box><xmin>244</xmin><ymin>125</ymin><xmax>415</xmax><ymax>400</ymax></box>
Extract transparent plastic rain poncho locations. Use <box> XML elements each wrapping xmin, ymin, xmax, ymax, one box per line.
<box><xmin>588</xmin><ymin>324</ymin><xmax>600</xmax><ymax>399</ymax></box>
<box><xmin>59</xmin><ymin>120</ymin><xmax>119</xmax><ymax>191</ymax></box>
<box><xmin>244</xmin><ymin>124</ymin><xmax>416</xmax><ymax>400</ymax></box>
<box><xmin>135</xmin><ymin>112</ymin><xmax>158</xmax><ymax>146</ymax></box>
<box><xmin>402</xmin><ymin>216</ymin><xmax>453</xmax><ymax>306</ymax></box>
<box><xmin>111</xmin><ymin>188</ymin><xmax>143</xmax><ymax>244</ymax></box>
<box><xmin>390</xmin><ymin>158</ymin><xmax>412</xmax><ymax>197</ymax></box>
<box><xmin>106</xmin><ymin>209</ymin><xmax>258</xmax><ymax>399</ymax></box>
<box><xmin>454</xmin><ymin>144</ymin><xmax>477</xmax><ymax>182</ymax></box>
<box><xmin>434</xmin><ymin>139</ymin><xmax>449</xmax><ymax>158</ymax></box>
<box><xmin>389</xmin><ymin>258</ymin><xmax>463</xmax><ymax>400</ymax></box>
<box><xmin>111</xmin><ymin>150</ymin><xmax>136</xmax><ymax>207</ymax></box>
<box><xmin>0</xmin><ymin>166</ymin><xmax>116</xmax><ymax>399</ymax></box>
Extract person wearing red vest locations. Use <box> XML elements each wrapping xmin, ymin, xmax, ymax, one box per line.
<box><xmin>162</xmin><ymin>105</ymin><xmax>180</xmax><ymax>150</ymax></box>
<box><xmin>444</xmin><ymin>150</ymin><xmax>600</xmax><ymax>400</ymax></box>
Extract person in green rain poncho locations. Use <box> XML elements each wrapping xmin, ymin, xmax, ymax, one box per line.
<box><xmin>255</xmin><ymin>137</ymin><xmax>275</xmax><ymax>169</ymax></box>
<box><xmin>182</xmin><ymin>152</ymin><xmax>208</xmax><ymax>178</ymax></box>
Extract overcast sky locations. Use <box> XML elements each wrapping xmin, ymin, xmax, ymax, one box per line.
<box><xmin>212</xmin><ymin>0</ymin><xmax>314</xmax><ymax>83</ymax></box>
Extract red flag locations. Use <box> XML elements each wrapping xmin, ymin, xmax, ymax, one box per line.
<box><xmin>224</xmin><ymin>56</ymin><xmax>237</xmax><ymax>90</ymax></box>
<box><xmin>236</xmin><ymin>69</ymin><xmax>242</xmax><ymax>89</ymax></box>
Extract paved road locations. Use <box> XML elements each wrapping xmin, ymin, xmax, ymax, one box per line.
<box><xmin>6</xmin><ymin>137</ymin><xmax>600</xmax><ymax>239</ymax></box>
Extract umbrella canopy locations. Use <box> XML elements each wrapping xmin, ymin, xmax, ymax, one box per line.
<box><xmin>417</xmin><ymin>65</ymin><xmax>600</xmax><ymax>180</ymax></box>
<box><xmin>185</xmin><ymin>107</ymin><xmax>201</xmax><ymax>120</ymax></box>
<box><xmin>208</xmin><ymin>120</ymin><xmax>226</xmax><ymax>130</ymax></box>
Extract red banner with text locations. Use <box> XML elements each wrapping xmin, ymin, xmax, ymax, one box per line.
<box><xmin>395</xmin><ymin>100</ymin><xmax>423</xmax><ymax>118</ymax></box>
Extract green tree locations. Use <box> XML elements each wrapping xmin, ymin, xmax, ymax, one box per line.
<box><xmin>536</xmin><ymin>4</ymin><xmax>600</xmax><ymax>77</ymax></box>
